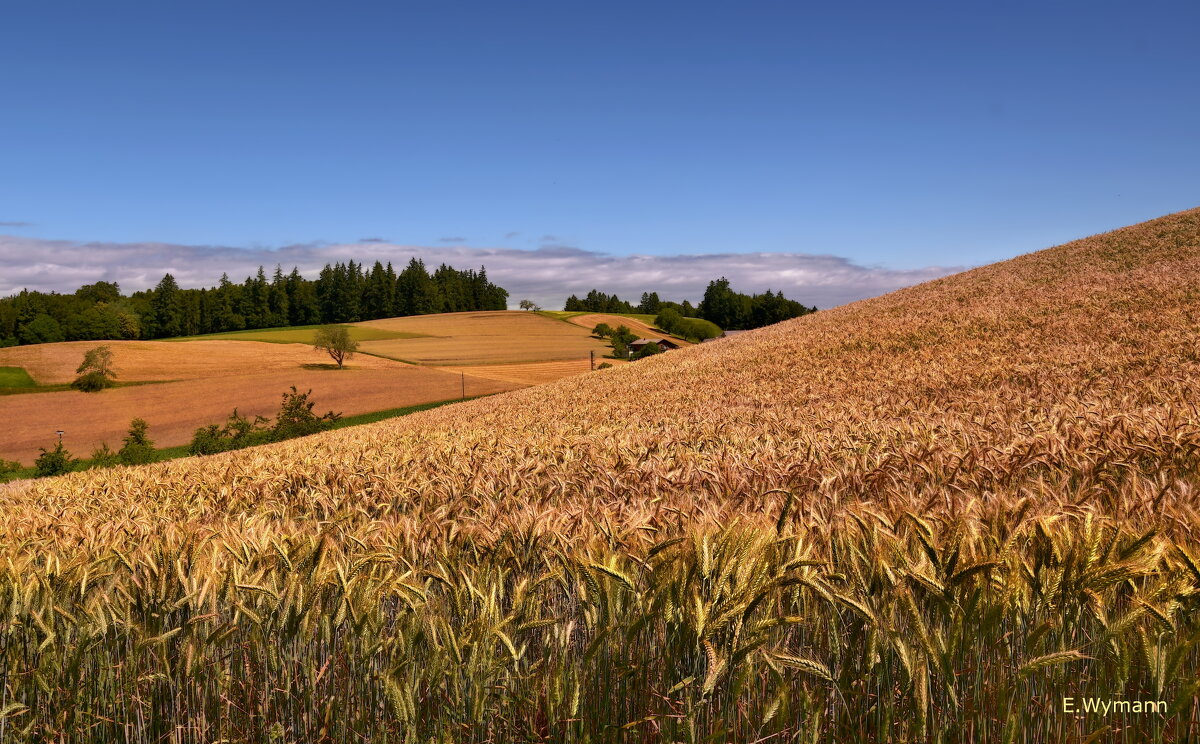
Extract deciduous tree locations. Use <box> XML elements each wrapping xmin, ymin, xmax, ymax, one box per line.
<box><xmin>313</xmin><ymin>325</ymin><xmax>358</xmax><ymax>368</ymax></box>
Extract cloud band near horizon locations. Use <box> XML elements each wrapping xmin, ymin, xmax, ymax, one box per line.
<box><xmin>0</xmin><ymin>235</ymin><xmax>964</xmax><ymax>310</ymax></box>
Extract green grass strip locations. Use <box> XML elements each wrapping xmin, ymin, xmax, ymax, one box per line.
<box><xmin>0</xmin><ymin>366</ymin><xmax>36</xmax><ymax>388</ymax></box>
<box><xmin>168</xmin><ymin>323</ymin><xmax>427</xmax><ymax>344</ymax></box>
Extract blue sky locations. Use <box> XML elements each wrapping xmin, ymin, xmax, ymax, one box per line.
<box><xmin>2</xmin><ymin>0</ymin><xmax>1197</xmax><ymax>305</ymax></box>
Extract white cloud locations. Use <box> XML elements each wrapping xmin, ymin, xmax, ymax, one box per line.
<box><xmin>0</xmin><ymin>235</ymin><xmax>963</xmax><ymax>309</ymax></box>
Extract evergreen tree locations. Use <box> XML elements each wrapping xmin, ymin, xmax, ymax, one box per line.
<box><xmin>211</xmin><ymin>273</ymin><xmax>243</xmax><ymax>332</ymax></box>
<box><xmin>268</xmin><ymin>265</ymin><xmax>290</xmax><ymax>327</ymax></box>
<box><xmin>286</xmin><ymin>267</ymin><xmax>320</xmax><ymax>325</ymax></box>
<box><xmin>362</xmin><ymin>261</ymin><xmax>392</xmax><ymax>319</ymax></box>
<box><xmin>147</xmin><ymin>274</ymin><xmax>184</xmax><ymax>338</ymax></box>
<box><xmin>397</xmin><ymin>258</ymin><xmax>440</xmax><ymax>315</ymax></box>
<box><xmin>638</xmin><ymin>291</ymin><xmax>662</xmax><ymax>314</ymax></box>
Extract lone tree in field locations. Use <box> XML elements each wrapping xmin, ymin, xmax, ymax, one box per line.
<box><xmin>313</xmin><ymin>325</ymin><xmax>358</xmax><ymax>368</ymax></box>
<box><xmin>71</xmin><ymin>345</ymin><xmax>117</xmax><ymax>392</ymax></box>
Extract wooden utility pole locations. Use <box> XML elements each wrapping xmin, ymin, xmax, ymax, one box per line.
<box><xmin>590</xmin><ymin>350</ymin><xmax>595</xmax><ymax>370</ymax></box>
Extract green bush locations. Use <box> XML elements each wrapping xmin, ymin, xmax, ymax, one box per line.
<box><xmin>190</xmin><ymin>410</ymin><xmax>273</xmax><ymax>456</ymax></box>
<box><xmin>0</xmin><ymin>458</ymin><xmax>22</xmax><ymax>476</ymax></box>
<box><xmin>654</xmin><ymin>308</ymin><xmax>682</xmax><ymax>334</ymax></box>
<box><xmin>596</xmin><ymin>362</ymin><xmax>613</xmax><ymax>370</ymax></box>
<box><xmin>119</xmin><ymin>418</ymin><xmax>157</xmax><ymax>465</ymax></box>
<box><xmin>71</xmin><ymin>346</ymin><xmax>118</xmax><ymax>392</ymax></box>
<box><xmin>190</xmin><ymin>388</ymin><xmax>342</xmax><ymax>456</ymax></box>
<box><xmin>71</xmin><ymin>371</ymin><xmax>111</xmax><ymax>392</ymax></box>
<box><xmin>632</xmin><ymin>342</ymin><xmax>663</xmax><ymax>360</ymax></box>
<box><xmin>654</xmin><ymin>310</ymin><xmax>721</xmax><ymax>342</ymax></box>
<box><xmin>592</xmin><ymin>323</ymin><xmax>613</xmax><ymax>338</ymax></box>
<box><xmin>611</xmin><ymin>325</ymin><xmax>637</xmax><ymax>346</ymax></box>
<box><xmin>89</xmin><ymin>443</ymin><xmax>121</xmax><ymax>469</ymax></box>
<box><xmin>34</xmin><ymin>440</ymin><xmax>77</xmax><ymax>478</ymax></box>
<box><xmin>272</xmin><ymin>386</ymin><xmax>341</xmax><ymax>440</ymax></box>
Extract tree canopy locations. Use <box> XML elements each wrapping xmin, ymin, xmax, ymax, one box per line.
<box><xmin>71</xmin><ymin>345</ymin><xmax>118</xmax><ymax>392</ymax></box>
<box><xmin>313</xmin><ymin>326</ymin><xmax>359</xmax><ymax>368</ymax></box>
<box><xmin>0</xmin><ymin>258</ymin><xmax>509</xmax><ymax>347</ymax></box>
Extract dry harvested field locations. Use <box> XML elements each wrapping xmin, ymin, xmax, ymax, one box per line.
<box><xmin>354</xmin><ymin>310</ymin><xmax>612</xmax><ymax>364</ymax></box>
<box><xmin>2</xmin><ymin>209</ymin><xmax>1200</xmax><ymax>741</ymax></box>
<box><xmin>0</xmin><ymin>364</ymin><xmax>517</xmax><ymax>463</ymax></box>
<box><xmin>0</xmin><ymin>339</ymin><xmax>400</xmax><ymax>386</ymax></box>
<box><xmin>565</xmin><ymin>311</ymin><xmax>693</xmax><ymax>344</ymax></box>
<box><xmin>437</xmin><ymin>357</ymin><xmax>627</xmax><ymax>385</ymax></box>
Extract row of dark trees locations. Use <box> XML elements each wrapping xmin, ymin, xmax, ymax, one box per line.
<box><xmin>697</xmin><ymin>279</ymin><xmax>817</xmax><ymax>331</ymax></box>
<box><xmin>0</xmin><ymin>259</ymin><xmax>509</xmax><ymax>345</ymax></box>
<box><xmin>564</xmin><ymin>279</ymin><xmax>816</xmax><ymax>331</ymax></box>
<box><xmin>563</xmin><ymin>290</ymin><xmax>703</xmax><ymax>319</ymax></box>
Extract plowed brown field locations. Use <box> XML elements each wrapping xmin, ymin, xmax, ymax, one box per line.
<box><xmin>0</xmin><ymin>339</ymin><xmax>399</xmax><ymax>385</ymax></box>
<box><xmin>0</xmin><ymin>365</ymin><xmax>516</xmax><ymax>463</ymax></box>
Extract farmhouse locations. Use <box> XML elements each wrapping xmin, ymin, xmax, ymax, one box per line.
<box><xmin>629</xmin><ymin>338</ymin><xmax>680</xmax><ymax>353</ymax></box>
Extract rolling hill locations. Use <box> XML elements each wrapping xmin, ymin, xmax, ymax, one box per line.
<box><xmin>353</xmin><ymin>309</ymin><xmax>613</xmax><ymax>365</ymax></box>
<box><xmin>2</xmin><ymin>208</ymin><xmax>1198</xmax><ymax>741</ymax></box>
<box><xmin>0</xmin><ymin>311</ymin><xmax>624</xmax><ymax>464</ymax></box>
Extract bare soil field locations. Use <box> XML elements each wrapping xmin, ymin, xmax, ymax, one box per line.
<box><xmin>0</xmin><ymin>364</ymin><xmax>516</xmax><ymax>463</ymax></box>
<box><xmin>354</xmin><ymin>310</ymin><xmax>612</xmax><ymax>364</ymax></box>
<box><xmin>0</xmin><ymin>339</ymin><xmax>400</xmax><ymax>386</ymax></box>
<box><xmin>563</xmin><ymin>312</ymin><xmax>693</xmax><ymax>344</ymax></box>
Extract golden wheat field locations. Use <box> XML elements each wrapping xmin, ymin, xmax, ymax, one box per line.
<box><xmin>354</xmin><ymin>310</ymin><xmax>612</xmax><ymax>364</ymax></box>
<box><xmin>1</xmin><ymin>209</ymin><xmax>1199</xmax><ymax>742</ymax></box>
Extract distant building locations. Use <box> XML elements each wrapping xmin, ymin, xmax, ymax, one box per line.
<box><xmin>629</xmin><ymin>338</ymin><xmax>680</xmax><ymax>354</ymax></box>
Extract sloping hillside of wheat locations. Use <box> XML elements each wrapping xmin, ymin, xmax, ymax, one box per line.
<box><xmin>1</xmin><ymin>208</ymin><xmax>1197</xmax><ymax>742</ymax></box>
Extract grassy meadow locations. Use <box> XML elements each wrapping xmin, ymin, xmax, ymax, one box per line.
<box><xmin>0</xmin><ymin>366</ymin><xmax>36</xmax><ymax>389</ymax></box>
<box><xmin>0</xmin><ymin>209</ymin><xmax>1198</xmax><ymax>741</ymax></box>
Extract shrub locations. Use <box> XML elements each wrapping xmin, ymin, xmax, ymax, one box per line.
<box><xmin>654</xmin><ymin>310</ymin><xmax>721</xmax><ymax>342</ymax></box>
<box><xmin>676</xmin><ymin>317</ymin><xmax>722</xmax><ymax>341</ymax></box>
<box><xmin>0</xmin><ymin>458</ymin><xmax>21</xmax><ymax>476</ymax></box>
<box><xmin>632</xmin><ymin>342</ymin><xmax>662</xmax><ymax>360</ymax></box>
<box><xmin>71</xmin><ymin>372</ymin><xmax>109</xmax><ymax>392</ymax></box>
<box><xmin>596</xmin><ymin>362</ymin><xmax>613</xmax><ymax>370</ymax></box>
<box><xmin>611</xmin><ymin>325</ymin><xmax>637</xmax><ymax>346</ymax></box>
<box><xmin>34</xmin><ymin>440</ymin><xmax>77</xmax><ymax>478</ymax></box>
<box><xmin>593</xmin><ymin>323</ymin><xmax>614</xmax><ymax>338</ymax></box>
<box><xmin>272</xmin><ymin>386</ymin><xmax>341</xmax><ymax>440</ymax></box>
<box><xmin>89</xmin><ymin>443</ymin><xmax>121</xmax><ymax>469</ymax></box>
<box><xmin>118</xmin><ymin>418</ymin><xmax>156</xmax><ymax>465</ymax></box>
<box><xmin>654</xmin><ymin>308</ymin><xmax>682</xmax><ymax>334</ymax></box>
<box><xmin>190</xmin><ymin>410</ymin><xmax>272</xmax><ymax>456</ymax></box>
<box><xmin>71</xmin><ymin>345</ymin><xmax>118</xmax><ymax>392</ymax></box>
